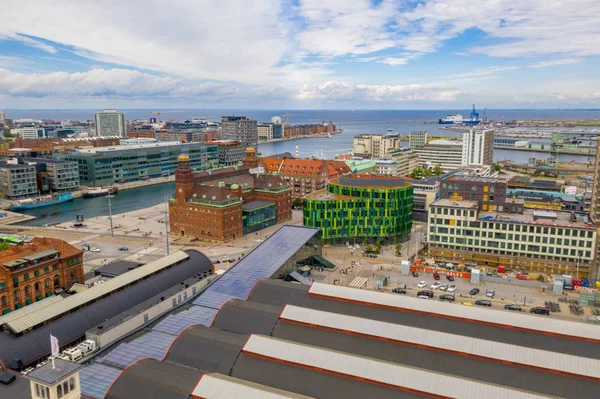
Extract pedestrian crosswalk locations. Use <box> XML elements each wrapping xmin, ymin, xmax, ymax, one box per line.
<box><xmin>349</xmin><ymin>276</ymin><xmax>369</xmax><ymax>288</ymax></box>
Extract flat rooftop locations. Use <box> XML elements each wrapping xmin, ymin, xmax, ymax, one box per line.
<box><xmin>479</xmin><ymin>207</ymin><xmax>595</xmax><ymax>229</ymax></box>
<box><xmin>72</xmin><ymin>141</ymin><xmax>205</xmax><ymax>154</ymax></box>
<box><xmin>242</xmin><ymin>200</ymin><xmax>275</xmax><ymax>211</ymax></box>
<box><xmin>431</xmin><ymin>199</ymin><xmax>479</xmax><ymax>209</ymax></box>
<box><xmin>94</xmin><ymin>260</ymin><xmax>143</xmax><ymax>278</ymax></box>
<box><xmin>444</xmin><ymin>175</ymin><xmax>507</xmax><ymax>183</ymax></box>
<box><xmin>304</xmin><ymin>190</ymin><xmax>355</xmax><ymax>201</ymax></box>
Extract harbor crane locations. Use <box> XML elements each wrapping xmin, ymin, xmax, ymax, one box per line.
<box><xmin>280</xmin><ymin>113</ymin><xmax>304</xmax><ymax>126</ymax></box>
<box><xmin>149</xmin><ymin>110</ymin><xmax>184</xmax><ymax>124</ymax></box>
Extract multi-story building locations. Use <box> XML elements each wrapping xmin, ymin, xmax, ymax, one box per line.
<box><xmin>94</xmin><ymin>109</ymin><xmax>127</xmax><ymax>137</ymax></box>
<box><xmin>0</xmin><ymin>237</ymin><xmax>83</xmax><ymax>314</ymax></box>
<box><xmin>411</xmin><ymin>177</ymin><xmax>440</xmax><ymax>222</ymax></box>
<box><xmin>439</xmin><ymin>175</ymin><xmax>523</xmax><ymax>213</ymax></box>
<box><xmin>303</xmin><ymin>176</ymin><xmax>413</xmax><ymax>244</ymax></box>
<box><xmin>257</xmin><ymin>124</ymin><xmax>273</xmax><ymax>141</ymax></box>
<box><xmin>0</xmin><ymin>110</ymin><xmax>5</xmax><ymax>127</ymax></box>
<box><xmin>54</xmin><ymin>142</ymin><xmax>218</xmax><ymax>186</ymax></box>
<box><xmin>462</xmin><ymin>128</ymin><xmax>494</xmax><ymax>167</ymax></box>
<box><xmin>428</xmin><ymin>198</ymin><xmax>597</xmax><ymax>276</ymax></box>
<box><xmin>588</xmin><ymin>138</ymin><xmax>600</xmax><ymax>225</ymax></box>
<box><xmin>212</xmin><ymin>140</ymin><xmax>246</xmax><ymax>167</ymax></box>
<box><xmin>352</xmin><ymin>134</ymin><xmax>399</xmax><ymax>158</ymax></box>
<box><xmin>385</xmin><ymin>148</ymin><xmax>418</xmax><ymax>176</ymax></box>
<box><xmin>0</xmin><ymin>162</ymin><xmax>37</xmax><ymax>198</ymax></box>
<box><xmin>219</xmin><ymin>116</ymin><xmax>258</xmax><ymax>147</ymax></box>
<box><xmin>374</xmin><ymin>159</ymin><xmax>397</xmax><ymax>176</ymax></box>
<box><xmin>10</xmin><ymin>128</ymin><xmax>51</xmax><ymax>140</ymax></box>
<box><xmin>21</xmin><ymin>158</ymin><xmax>80</xmax><ymax>193</ymax></box>
<box><xmin>272</xmin><ymin>123</ymin><xmax>283</xmax><ymax>139</ymax></box>
<box><xmin>261</xmin><ymin>158</ymin><xmax>351</xmax><ymax>200</ymax></box>
<box><xmin>409</xmin><ymin>131</ymin><xmax>428</xmax><ymax>150</ymax></box>
<box><xmin>169</xmin><ymin>150</ymin><xmax>292</xmax><ymax>242</ymax></box>
<box><xmin>416</xmin><ymin>139</ymin><xmax>464</xmax><ymax>171</ymax></box>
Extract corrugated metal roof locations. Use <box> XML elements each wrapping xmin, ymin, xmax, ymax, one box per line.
<box><xmin>280</xmin><ymin>305</ymin><xmax>600</xmax><ymax>379</ymax></box>
<box><xmin>243</xmin><ymin>335</ymin><xmax>554</xmax><ymax>399</ymax></box>
<box><xmin>6</xmin><ymin>251</ymin><xmax>189</xmax><ymax>334</ymax></box>
<box><xmin>192</xmin><ymin>373</ymin><xmax>314</xmax><ymax>399</ymax></box>
<box><xmin>309</xmin><ymin>283</ymin><xmax>600</xmax><ymax>342</ymax></box>
<box><xmin>0</xmin><ymin>295</ymin><xmax>64</xmax><ymax>326</ymax></box>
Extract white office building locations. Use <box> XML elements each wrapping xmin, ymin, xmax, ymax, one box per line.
<box><xmin>352</xmin><ymin>134</ymin><xmax>399</xmax><ymax>158</ymax></box>
<box><xmin>462</xmin><ymin>128</ymin><xmax>494</xmax><ymax>167</ymax></box>
<box><xmin>409</xmin><ymin>131</ymin><xmax>428</xmax><ymax>150</ymax></box>
<box><xmin>94</xmin><ymin>109</ymin><xmax>127</xmax><ymax>137</ymax></box>
<box><xmin>416</xmin><ymin>139</ymin><xmax>464</xmax><ymax>171</ymax></box>
<box><xmin>11</xmin><ymin>128</ymin><xmax>50</xmax><ymax>140</ymax></box>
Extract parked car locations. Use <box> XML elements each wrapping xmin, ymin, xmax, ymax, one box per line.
<box><xmin>469</xmin><ymin>288</ymin><xmax>480</xmax><ymax>296</ymax></box>
<box><xmin>475</xmin><ymin>300</ymin><xmax>492</xmax><ymax>307</ymax></box>
<box><xmin>90</xmin><ymin>247</ymin><xmax>100</xmax><ymax>253</ymax></box>
<box><xmin>504</xmin><ymin>304</ymin><xmax>522</xmax><ymax>311</ymax></box>
<box><xmin>417</xmin><ymin>290</ymin><xmax>434</xmax><ymax>298</ymax></box>
<box><xmin>446</xmin><ymin>275</ymin><xmax>454</xmax><ymax>281</ymax></box>
<box><xmin>439</xmin><ymin>294</ymin><xmax>455</xmax><ymax>302</ymax></box>
<box><xmin>392</xmin><ymin>288</ymin><xmax>407</xmax><ymax>294</ymax></box>
<box><xmin>447</xmin><ymin>285</ymin><xmax>457</xmax><ymax>292</ymax></box>
<box><xmin>417</xmin><ymin>295</ymin><xmax>430</xmax><ymax>300</ymax></box>
<box><xmin>530</xmin><ymin>307</ymin><xmax>550</xmax><ymax>315</ymax></box>
<box><xmin>439</xmin><ymin>284</ymin><xmax>449</xmax><ymax>291</ymax></box>
<box><xmin>430</xmin><ymin>282</ymin><xmax>442</xmax><ymax>290</ymax></box>
<box><xmin>417</xmin><ymin>281</ymin><xmax>427</xmax><ymax>288</ymax></box>
<box><xmin>412</xmin><ymin>271</ymin><xmax>419</xmax><ymax>277</ymax></box>
<box><xmin>486</xmin><ymin>289</ymin><xmax>495</xmax><ymax>298</ymax></box>
<box><xmin>118</xmin><ymin>247</ymin><xmax>128</xmax><ymax>251</ymax></box>
<box><xmin>433</xmin><ymin>273</ymin><xmax>441</xmax><ymax>280</ymax></box>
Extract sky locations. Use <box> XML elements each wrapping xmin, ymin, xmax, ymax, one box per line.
<box><xmin>0</xmin><ymin>0</ymin><xmax>599</xmax><ymax>109</ymax></box>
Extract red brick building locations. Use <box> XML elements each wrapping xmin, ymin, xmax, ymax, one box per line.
<box><xmin>0</xmin><ymin>237</ymin><xmax>84</xmax><ymax>315</ymax></box>
<box><xmin>169</xmin><ymin>149</ymin><xmax>292</xmax><ymax>242</ymax></box>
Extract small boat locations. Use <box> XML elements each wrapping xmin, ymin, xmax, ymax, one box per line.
<box><xmin>83</xmin><ymin>186</ymin><xmax>118</xmax><ymax>198</ymax></box>
<box><xmin>10</xmin><ymin>193</ymin><xmax>74</xmax><ymax>211</ymax></box>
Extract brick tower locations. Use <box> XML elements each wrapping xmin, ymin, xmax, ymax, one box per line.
<box><xmin>175</xmin><ymin>154</ymin><xmax>194</xmax><ymax>203</ymax></box>
<box><xmin>243</xmin><ymin>147</ymin><xmax>259</xmax><ymax>169</ymax></box>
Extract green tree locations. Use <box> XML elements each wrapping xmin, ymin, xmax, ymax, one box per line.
<box><xmin>0</xmin><ymin>242</ymin><xmax>9</xmax><ymax>251</ymax></box>
<box><xmin>410</xmin><ymin>166</ymin><xmax>424</xmax><ymax>179</ymax></box>
<box><xmin>431</xmin><ymin>164</ymin><xmax>444</xmax><ymax>176</ymax></box>
<box><xmin>3</xmin><ymin>130</ymin><xmax>17</xmax><ymax>139</ymax></box>
<box><xmin>492</xmin><ymin>163</ymin><xmax>501</xmax><ymax>172</ymax></box>
<box><xmin>395</xmin><ymin>244</ymin><xmax>402</xmax><ymax>255</ymax></box>
<box><xmin>292</xmin><ymin>198</ymin><xmax>303</xmax><ymax>208</ymax></box>
<box><xmin>365</xmin><ymin>245</ymin><xmax>373</xmax><ymax>253</ymax></box>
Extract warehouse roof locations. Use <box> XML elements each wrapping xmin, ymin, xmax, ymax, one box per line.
<box><xmin>4</xmin><ymin>251</ymin><xmax>189</xmax><ymax>334</ymax></box>
<box><xmin>191</xmin><ymin>373</ymin><xmax>314</xmax><ymax>399</ymax></box>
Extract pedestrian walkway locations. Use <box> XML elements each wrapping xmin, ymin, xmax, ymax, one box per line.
<box><xmin>349</xmin><ymin>276</ymin><xmax>369</xmax><ymax>288</ymax></box>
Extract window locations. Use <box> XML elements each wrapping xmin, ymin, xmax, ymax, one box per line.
<box><xmin>1</xmin><ymin>296</ymin><xmax>5</xmax><ymax>306</ymax></box>
<box><xmin>13</xmin><ymin>290</ymin><xmax>19</xmax><ymax>300</ymax></box>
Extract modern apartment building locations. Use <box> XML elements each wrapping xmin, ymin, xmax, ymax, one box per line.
<box><xmin>409</xmin><ymin>131</ymin><xmax>428</xmax><ymax>150</ymax></box>
<box><xmin>374</xmin><ymin>159</ymin><xmax>398</xmax><ymax>176</ymax></box>
<box><xmin>0</xmin><ymin>237</ymin><xmax>83</xmax><ymax>314</ymax></box>
<box><xmin>428</xmin><ymin>199</ymin><xmax>598</xmax><ymax>276</ymax></box>
<box><xmin>219</xmin><ymin>116</ymin><xmax>258</xmax><ymax>147</ymax></box>
<box><xmin>0</xmin><ymin>163</ymin><xmax>37</xmax><ymax>198</ymax></box>
<box><xmin>352</xmin><ymin>134</ymin><xmax>400</xmax><ymax>158</ymax></box>
<box><xmin>213</xmin><ymin>141</ymin><xmax>246</xmax><ymax>167</ymax></box>
<box><xmin>94</xmin><ymin>109</ymin><xmax>127</xmax><ymax>137</ymax></box>
<box><xmin>169</xmin><ymin>153</ymin><xmax>292</xmax><ymax>242</ymax></box>
<box><xmin>462</xmin><ymin>128</ymin><xmax>494</xmax><ymax>167</ymax></box>
<box><xmin>415</xmin><ymin>139</ymin><xmax>464</xmax><ymax>171</ymax></box>
<box><xmin>22</xmin><ymin>158</ymin><xmax>80</xmax><ymax>193</ymax></box>
<box><xmin>54</xmin><ymin>142</ymin><xmax>218</xmax><ymax>186</ymax></box>
<box><xmin>385</xmin><ymin>148</ymin><xmax>419</xmax><ymax>176</ymax></box>
<box><xmin>10</xmin><ymin>128</ymin><xmax>51</xmax><ymax>140</ymax></box>
<box><xmin>439</xmin><ymin>175</ymin><xmax>523</xmax><ymax>213</ymax></box>
<box><xmin>257</xmin><ymin>124</ymin><xmax>273</xmax><ymax>141</ymax></box>
<box><xmin>303</xmin><ymin>176</ymin><xmax>413</xmax><ymax>244</ymax></box>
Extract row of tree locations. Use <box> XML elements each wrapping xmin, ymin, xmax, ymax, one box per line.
<box><xmin>409</xmin><ymin>164</ymin><xmax>444</xmax><ymax>179</ymax></box>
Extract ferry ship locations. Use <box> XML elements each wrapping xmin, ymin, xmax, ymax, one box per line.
<box><xmin>83</xmin><ymin>186</ymin><xmax>118</xmax><ymax>198</ymax></box>
<box><xmin>439</xmin><ymin>104</ymin><xmax>481</xmax><ymax>125</ymax></box>
<box><xmin>10</xmin><ymin>193</ymin><xmax>74</xmax><ymax>211</ymax></box>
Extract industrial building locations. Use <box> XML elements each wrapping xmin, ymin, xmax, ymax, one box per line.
<box><xmin>219</xmin><ymin>116</ymin><xmax>258</xmax><ymax>147</ymax></box>
<box><xmin>170</xmin><ymin>149</ymin><xmax>292</xmax><ymax>242</ymax></box>
<box><xmin>428</xmin><ymin>198</ymin><xmax>598</xmax><ymax>276</ymax></box>
<box><xmin>94</xmin><ymin>109</ymin><xmax>126</xmax><ymax>137</ymax></box>
<box><xmin>303</xmin><ymin>176</ymin><xmax>413</xmax><ymax>244</ymax></box>
<box><xmin>54</xmin><ymin>141</ymin><xmax>219</xmax><ymax>186</ymax></box>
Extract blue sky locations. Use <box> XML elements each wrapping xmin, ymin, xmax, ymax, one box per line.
<box><xmin>0</xmin><ymin>0</ymin><xmax>599</xmax><ymax>109</ymax></box>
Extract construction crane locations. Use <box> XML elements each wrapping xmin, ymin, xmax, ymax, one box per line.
<box><xmin>280</xmin><ymin>113</ymin><xmax>304</xmax><ymax>126</ymax></box>
<box><xmin>149</xmin><ymin>110</ymin><xmax>184</xmax><ymax>124</ymax></box>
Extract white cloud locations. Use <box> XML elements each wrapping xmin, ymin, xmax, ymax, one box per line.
<box><xmin>0</xmin><ymin>33</ymin><xmax>57</xmax><ymax>53</ymax></box>
<box><xmin>380</xmin><ymin>57</ymin><xmax>408</xmax><ymax>66</ymax></box>
<box><xmin>530</xmin><ymin>59</ymin><xmax>583</xmax><ymax>68</ymax></box>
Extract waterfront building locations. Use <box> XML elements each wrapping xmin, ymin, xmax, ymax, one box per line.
<box><xmin>427</xmin><ymin>199</ymin><xmax>597</xmax><ymax>276</ymax></box>
<box><xmin>461</xmin><ymin>128</ymin><xmax>494</xmax><ymax>167</ymax></box>
<box><xmin>170</xmin><ymin>150</ymin><xmax>292</xmax><ymax>242</ymax></box>
<box><xmin>410</xmin><ymin>176</ymin><xmax>440</xmax><ymax>222</ymax></box>
<box><xmin>415</xmin><ymin>139</ymin><xmax>463</xmax><ymax>171</ymax></box>
<box><xmin>439</xmin><ymin>175</ymin><xmax>523</xmax><ymax>213</ymax></box>
<box><xmin>54</xmin><ymin>141</ymin><xmax>218</xmax><ymax>186</ymax></box>
<box><xmin>0</xmin><ymin>237</ymin><xmax>83</xmax><ymax>314</ymax></box>
<box><xmin>219</xmin><ymin>116</ymin><xmax>258</xmax><ymax>147</ymax></box>
<box><xmin>272</xmin><ymin>122</ymin><xmax>283</xmax><ymax>139</ymax></box>
<box><xmin>213</xmin><ymin>140</ymin><xmax>245</xmax><ymax>166</ymax></box>
<box><xmin>10</xmin><ymin>128</ymin><xmax>49</xmax><ymax>140</ymax></box>
<box><xmin>283</xmin><ymin>122</ymin><xmax>336</xmax><ymax>139</ymax></box>
<box><xmin>409</xmin><ymin>130</ymin><xmax>428</xmax><ymax>150</ymax></box>
<box><xmin>589</xmin><ymin>138</ymin><xmax>600</xmax><ymax>225</ymax></box>
<box><xmin>385</xmin><ymin>148</ymin><xmax>418</xmax><ymax>176</ymax></box>
<box><xmin>0</xmin><ymin>162</ymin><xmax>37</xmax><ymax>198</ymax></box>
<box><xmin>303</xmin><ymin>176</ymin><xmax>413</xmax><ymax>244</ymax></box>
<box><xmin>257</xmin><ymin>124</ymin><xmax>273</xmax><ymax>141</ymax></box>
<box><xmin>493</xmin><ymin>137</ymin><xmax>528</xmax><ymax>148</ymax></box>
<box><xmin>94</xmin><ymin>109</ymin><xmax>127</xmax><ymax>137</ymax></box>
<box><xmin>352</xmin><ymin>133</ymin><xmax>399</xmax><ymax>158</ymax></box>
<box><xmin>22</xmin><ymin>158</ymin><xmax>79</xmax><ymax>193</ymax></box>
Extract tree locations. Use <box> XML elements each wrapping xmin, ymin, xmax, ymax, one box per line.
<box><xmin>395</xmin><ymin>244</ymin><xmax>402</xmax><ymax>255</ymax></box>
<box><xmin>0</xmin><ymin>242</ymin><xmax>9</xmax><ymax>251</ymax></box>
<box><xmin>3</xmin><ymin>130</ymin><xmax>17</xmax><ymax>139</ymax></box>
<box><xmin>365</xmin><ymin>245</ymin><xmax>373</xmax><ymax>253</ymax></box>
<box><xmin>492</xmin><ymin>163</ymin><xmax>501</xmax><ymax>172</ymax></box>
<box><xmin>410</xmin><ymin>166</ymin><xmax>424</xmax><ymax>179</ymax></box>
<box><xmin>292</xmin><ymin>198</ymin><xmax>303</xmax><ymax>208</ymax></box>
<box><xmin>431</xmin><ymin>164</ymin><xmax>444</xmax><ymax>176</ymax></box>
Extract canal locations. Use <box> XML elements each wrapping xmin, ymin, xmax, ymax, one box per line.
<box><xmin>18</xmin><ymin>182</ymin><xmax>175</xmax><ymax>226</ymax></box>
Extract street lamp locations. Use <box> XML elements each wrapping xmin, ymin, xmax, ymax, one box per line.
<box><xmin>107</xmin><ymin>194</ymin><xmax>114</xmax><ymax>238</ymax></box>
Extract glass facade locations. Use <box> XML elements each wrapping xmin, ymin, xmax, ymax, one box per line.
<box><xmin>243</xmin><ymin>203</ymin><xmax>276</xmax><ymax>235</ymax></box>
<box><xmin>304</xmin><ymin>180</ymin><xmax>413</xmax><ymax>244</ymax></box>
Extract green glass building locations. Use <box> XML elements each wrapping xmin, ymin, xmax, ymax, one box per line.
<box><xmin>303</xmin><ymin>177</ymin><xmax>413</xmax><ymax>244</ymax></box>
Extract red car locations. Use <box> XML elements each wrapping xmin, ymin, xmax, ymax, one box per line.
<box><xmin>433</xmin><ymin>273</ymin><xmax>440</xmax><ymax>280</ymax></box>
